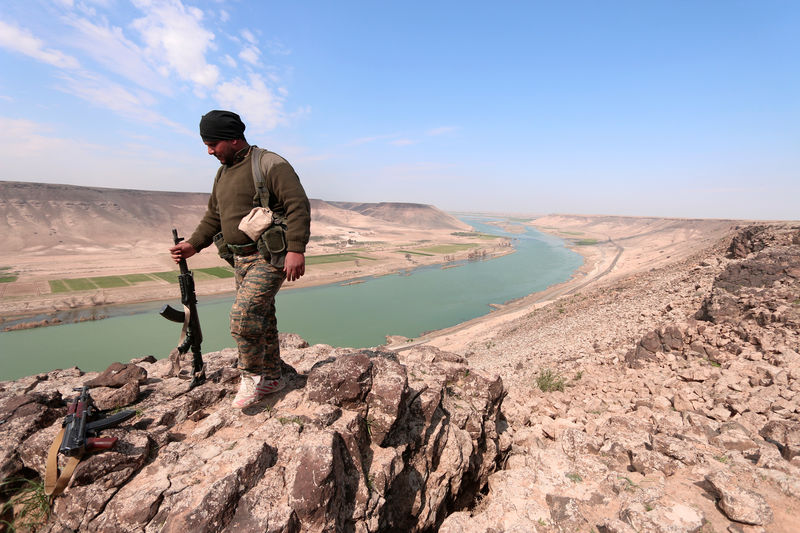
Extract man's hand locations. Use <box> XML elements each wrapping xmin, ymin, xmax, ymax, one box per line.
<box><xmin>284</xmin><ymin>252</ymin><xmax>305</xmax><ymax>282</ymax></box>
<box><xmin>169</xmin><ymin>242</ymin><xmax>197</xmax><ymax>263</ymax></box>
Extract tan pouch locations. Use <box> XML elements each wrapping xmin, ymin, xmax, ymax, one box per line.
<box><xmin>238</xmin><ymin>207</ymin><xmax>273</xmax><ymax>241</ymax></box>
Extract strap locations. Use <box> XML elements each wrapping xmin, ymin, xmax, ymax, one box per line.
<box><xmin>168</xmin><ymin>304</ymin><xmax>191</xmax><ymax>376</ymax></box>
<box><xmin>44</xmin><ymin>427</ymin><xmax>83</xmax><ymax>501</ymax></box>
<box><xmin>250</xmin><ymin>146</ymin><xmax>269</xmax><ymax>209</ymax></box>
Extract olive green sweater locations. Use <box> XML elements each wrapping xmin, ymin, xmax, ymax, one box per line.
<box><xmin>187</xmin><ymin>147</ymin><xmax>311</xmax><ymax>253</ymax></box>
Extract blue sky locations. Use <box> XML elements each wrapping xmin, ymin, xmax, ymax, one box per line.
<box><xmin>0</xmin><ymin>1</ymin><xmax>797</xmax><ymax>220</ymax></box>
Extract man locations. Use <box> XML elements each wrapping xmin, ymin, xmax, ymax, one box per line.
<box><xmin>170</xmin><ymin>110</ymin><xmax>311</xmax><ymax>409</ymax></box>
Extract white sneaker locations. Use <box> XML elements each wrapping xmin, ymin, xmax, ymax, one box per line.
<box><xmin>232</xmin><ymin>372</ymin><xmax>260</xmax><ymax>409</ymax></box>
<box><xmin>256</xmin><ymin>375</ymin><xmax>285</xmax><ymax>396</ymax></box>
<box><xmin>232</xmin><ymin>373</ymin><xmax>285</xmax><ymax>409</ymax></box>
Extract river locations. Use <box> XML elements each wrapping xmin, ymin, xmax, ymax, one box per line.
<box><xmin>0</xmin><ymin>218</ymin><xmax>582</xmax><ymax>381</ymax></box>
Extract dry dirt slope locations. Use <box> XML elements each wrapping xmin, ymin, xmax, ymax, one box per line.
<box><xmin>0</xmin><ymin>180</ymin><xmax>469</xmax><ymax>253</ymax></box>
<box><xmin>439</xmin><ymin>224</ymin><xmax>800</xmax><ymax>532</ymax></box>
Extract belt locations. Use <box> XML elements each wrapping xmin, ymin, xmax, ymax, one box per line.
<box><xmin>227</xmin><ymin>242</ymin><xmax>259</xmax><ymax>256</ymax></box>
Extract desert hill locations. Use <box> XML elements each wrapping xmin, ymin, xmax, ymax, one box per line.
<box><xmin>0</xmin><ymin>181</ymin><xmax>209</xmax><ymax>252</ymax></box>
<box><xmin>327</xmin><ymin>201</ymin><xmax>471</xmax><ymax>230</ymax></box>
<box><xmin>0</xmin><ymin>180</ymin><xmax>500</xmax><ymax>321</ymax></box>
<box><xmin>0</xmin><ymin>181</ymin><xmax>469</xmax><ymax>252</ymax></box>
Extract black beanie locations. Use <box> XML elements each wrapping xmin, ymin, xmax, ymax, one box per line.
<box><xmin>199</xmin><ymin>110</ymin><xmax>246</xmax><ymax>141</ymax></box>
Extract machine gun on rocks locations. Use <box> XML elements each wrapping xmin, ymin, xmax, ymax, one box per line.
<box><xmin>45</xmin><ymin>387</ymin><xmax>135</xmax><ymax>500</ymax></box>
<box><xmin>160</xmin><ymin>228</ymin><xmax>206</xmax><ymax>389</ymax></box>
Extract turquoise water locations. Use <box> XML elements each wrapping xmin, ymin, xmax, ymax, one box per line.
<box><xmin>0</xmin><ymin>219</ymin><xmax>581</xmax><ymax>381</ymax></box>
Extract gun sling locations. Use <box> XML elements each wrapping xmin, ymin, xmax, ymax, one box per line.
<box><xmin>44</xmin><ymin>427</ymin><xmax>82</xmax><ymax>500</ymax></box>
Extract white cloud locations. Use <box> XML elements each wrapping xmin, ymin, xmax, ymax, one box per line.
<box><xmin>219</xmin><ymin>9</ymin><xmax>230</xmax><ymax>23</ymax></box>
<box><xmin>61</xmin><ymin>15</ymin><xmax>168</xmax><ymax>94</ymax></box>
<box><xmin>214</xmin><ymin>73</ymin><xmax>285</xmax><ymax>131</ymax></box>
<box><xmin>346</xmin><ymin>134</ymin><xmax>396</xmax><ymax>147</ymax></box>
<box><xmin>266</xmin><ymin>39</ymin><xmax>291</xmax><ymax>56</ymax></box>
<box><xmin>0</xmin><ymin>20</ymin><xmax>80</xmax><ymax>69</ymax></box>
<box><xmin>241</xmin><ymin>29</ymin><xmax>257</xmax><ymax>44</ymax></box>
<box><xmin>390</xmin><ymin>139</ymin><xmax>416</xmax><ymax>146</ymax></box>
<box><xmin>427</xmin><ymin>126</ymin><xmax>457</xmax><ymax>136</ymax></box>
<box><xmin>0</xmin><ymin>116</ymin><xmax>209</xmax><ymax>191</ymax></box>
<box><xmin>238</xmin><ymin>44</ymin><xmax>260</xmax><ymax>66</ymax></box>
<box><xmin>131</xmin><ymin>0</ymin><xmax>220</xmax><ymax>88</ymax></box>
<box><xmin>0</xmin><ymin>117</ymin><xmax>69</xmax><ymax>158</ymax></box>
<box><xmin>223</xmin><ymin>54</ymin><xmax>237</xmax><ymax>68</ymax></box>
<box><xmin>58</xmin><ymin>71</ymin><xmax>190</xmax><ymax>134</ymax></box>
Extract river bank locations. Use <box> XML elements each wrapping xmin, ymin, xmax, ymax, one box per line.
<box><xmin>0</xmin><ymin>220</ymin><xmax>580</xmax><ymax>380</ymax></box>
<box><xmin>0</xmin><ymin>243</ymin><xmax>520</xmax><ymax>331</ymax></box>
<box><xmin>0</xmin><ymin>215</ymin><xmax>738</xmax><ymax>334</ymax></box>
<box><xmin>389</xmin><ymin>215</ymin><xmax>739</xmax><ymax>351</ymax></box>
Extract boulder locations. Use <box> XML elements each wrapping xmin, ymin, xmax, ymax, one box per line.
<box><xmin>84</xmin><ymin>362</ymin><xmax>147</xmax><ymax>388</ymax></box>
<box><xmin>705</xmin><ymin>470</ymin><xmax>773</xmax><ymax>526</ymax></box>
<box><xmin>759</xmin><ymin>420</ymin><xmax>800</xmax><ymax>461</ymax></box>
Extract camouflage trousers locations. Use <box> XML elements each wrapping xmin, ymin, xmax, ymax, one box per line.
<box><xmin>230</xmin><ymin>252</ymin><xmax>285</xmax><ymax>378</ymax></box>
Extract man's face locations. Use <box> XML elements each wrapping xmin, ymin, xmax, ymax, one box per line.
<box><xmin>204</xmin><ymin>139</ymin><xmax>238</xmax><ymax>165</ymax></box>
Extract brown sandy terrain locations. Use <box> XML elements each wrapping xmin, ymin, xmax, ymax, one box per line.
<box><xmin>389</xmin><ymin>214</ymin><xmax>739</xmax><ymax>351</ymax></box>
<box><xmin>0</xmin><ymin>181</ymin><xmax>511</xmax><ymax>326</ymax></box>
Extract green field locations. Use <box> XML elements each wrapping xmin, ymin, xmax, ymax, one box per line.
<box><xmin>418</xmin><ymin>244</ymin><xmax>478</xmax><ymax>254</ymax></box>
<box><xmin>450</xmin><ymin>232</ymin><xmax>503</xmax><ymax>240</ymax></box>
<box><xmin>152</xmin><ymin>271</ymin><xmax>179</xmax><ymax>283</ymax></box>
<box><xmin>64</xmin><ymin>278</ymin><xmax>97</xmax><ymax>291</ymax></box>
<box><xmin>49</xmin><ymin>280</ymin><xmax>69</xmax><ymax>293</ymax></box>
<box><xmin>395</xmin><ymin>250</ymin><xmax>435</xmax><ymax>257</ymax></box>
<box><xmin>122</xmin><ymin>273</ymin><xmax>156</xmax><ymax>283</ymax></box>
<box><xmin>90</xmin><ymin>276</ymin><xmax>132</xmax><ymax>288</ymax></box>
<box><xmin>47</xmin><ymin>266</ymin><xmax>235</xmax><ymax>293</ymax></box>
<box><xmin>575</xmin><ymin>239</ymin><xmax>598</xmax><ymax>246</ymax></box>
<box><xmin>307</xmin><ymin>253</ymin><xmax>373</xmax><ymax>265</ymax></box>
<box><xmin>0</xmin><ymin>266</ymin><xmax>18</xmax><ymax>283</ymax></box>
<box><xmin>197</xmin><ymin>266</ymin><xmax>235</xmax><ymax>278</ymax></box>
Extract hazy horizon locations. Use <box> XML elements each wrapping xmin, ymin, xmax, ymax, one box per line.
<box><xmin>1</xmin><ymin>1</ymin><xmax>798</xmax><ymax>220</ymax></box>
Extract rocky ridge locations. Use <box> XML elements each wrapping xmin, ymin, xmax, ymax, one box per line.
<box><xmin>0</xmin><ymin>340</ymin><xmax>505</xmax><ymax>532</ymax></box>
<box><xmin>441</xmin><ymin>224</ymin><xmax>800</xmax><ymax>532</ymax></box>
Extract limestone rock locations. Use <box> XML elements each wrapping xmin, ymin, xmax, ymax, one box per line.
<box><xmin>705</xmin><ymin>470</ymin><xmax>773</xmax><ymax>526</ymax></box>
<box><xmin>759</xmin><ymin>420</ymin><xmax>800</xmax><ymax>461</ymax></box>
<box><xmin>620</xmin><ymin>500</ymin><xmax>705</xmax><ymax>532</ymax></box>
<box><xmin>84</xmin><ymin>362</ymin><xmax>147</xmax><ymax>388</ymax></box>
<box><xmin>91</xmin><ymin>381</ymin><xmax>140</xmax><ymax>410</ymax></box>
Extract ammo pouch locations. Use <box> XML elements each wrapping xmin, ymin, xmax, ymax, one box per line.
<box><xmin>256</xmin><ymin>222</ymin><xmax>288</xmax><ymax>269</ymax></box>
<box><xmin>213</xmin><ymin>232</ymin><xmax>234</xmax><ymax>267</ymax></box>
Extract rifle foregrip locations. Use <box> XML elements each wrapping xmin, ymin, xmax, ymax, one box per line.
<box><xmin>87</xmin><ymin>437</ymin><xmax>118</xmax><ymax>451</ymax></box>
<box><xmin>178</xmin><ymin>274</ymin><xmax>197</xmax><ymax>306</ymax></box>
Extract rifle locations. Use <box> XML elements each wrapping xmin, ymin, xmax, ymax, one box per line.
<box><xmin>45</xmin><ymin>387</ymin><xmax>135</xmax><ymax>499</ymax></box>
<box><xmin>160</xmin><ymin>228</ymin><xmax>206</xmax><ymax>389</ymax></box>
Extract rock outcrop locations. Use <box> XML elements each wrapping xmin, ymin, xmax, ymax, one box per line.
<box><xmin>441</xmin><ymin>224</ymin><xmax>800</xmax><ymax>532</ymax></box>
<box><xmin>0</xmin><ymin>342</ymin><xmax>506</xmax><ymax>532</ymax></box>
